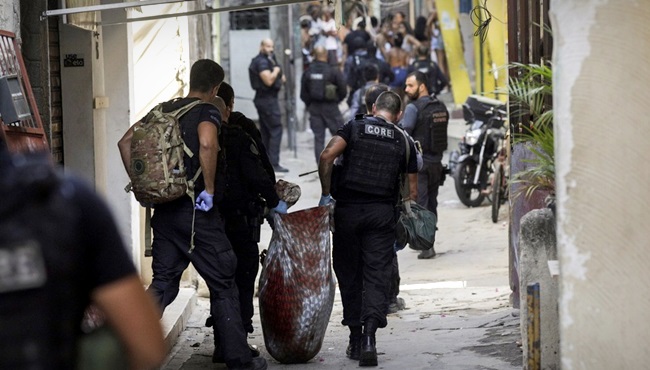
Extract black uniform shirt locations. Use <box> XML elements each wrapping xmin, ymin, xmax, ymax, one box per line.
<box><xmin>250</xmin><ymin>53</ymin><xmax>282</xmax><ymax>99</ymax></box>
<box><xmin>0</xmin><ymin>164</ymin><xmax>136</xmax><ymax>369</ymax></box>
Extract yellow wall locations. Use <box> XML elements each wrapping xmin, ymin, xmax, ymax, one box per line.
<box><xmin>437</xmin><ymin>0</ymin><xmax>472</xmax><ymax>105</ymax></box>
<box><xmin>473</xmin><ymin>0</ymin><xmax>507</xmax><ymax>101</ymax></box>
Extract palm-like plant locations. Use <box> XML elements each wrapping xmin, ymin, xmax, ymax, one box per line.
<box><xmin>508</xmin><ymin>62</ymin><xmax>553</xmax><ymax>129</ymax></box>
<box><xmin>505</xmin><ymin>61</ymin><xmax>555</xmax><ymax>199</ymax></box>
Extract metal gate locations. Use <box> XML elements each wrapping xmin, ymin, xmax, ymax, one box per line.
<box><xmin>0</xmin><ymin>30</ymin><xmax>49</xmax><ymax>153</ymax></box>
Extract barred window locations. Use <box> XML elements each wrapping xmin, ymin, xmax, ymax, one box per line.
<box><xmin>230</xmin><ymin>9</ymin><xmax>270</xmax><ymax>30</ymax></box>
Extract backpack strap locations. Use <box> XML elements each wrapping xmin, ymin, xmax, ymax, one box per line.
<box><xmin>144</xmin><ymin>206</ymin><xmax>153</xmax><ymax>257</ymax></box>
<box><xmin>172</xmin><ymin>99</ymin><xmax>209</xmax><ymax>254</ymax></box>
<box><xmin>395</xmin><ymin>125</ymin><xmax>415</xmax><ymax>215</ymax></box>
<box><xmin>146</xmin><ymin>99</ymin><xmax>208</xmax><ymax>255</ymax></box>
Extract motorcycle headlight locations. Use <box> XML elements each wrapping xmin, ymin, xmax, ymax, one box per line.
<box><xmin>465</xmin><ymin>129</ymin><xmax>482</xmax><ymax>146</ymax></box>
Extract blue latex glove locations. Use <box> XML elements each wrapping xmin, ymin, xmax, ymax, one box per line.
<box><xmin>195</xmin><ymin>190</ymin><xmax>214</xmax><ymax>212</ymax></box>
<box><xmin>272</xmin><ymin>200</ymin><xmax>288</xmax><ymax>214</ymax></box>
<box><xmin>319</xmin><ymin>194</ymin><xmax>333</xmax><ymax>207</ymax></box>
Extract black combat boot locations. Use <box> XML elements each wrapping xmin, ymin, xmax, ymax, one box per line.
<box><xmin>346</xmin><ymin>326</ymin><xmax>362</xmax><ymax>360</ymax></box>
<box><xmin>359</xmin><ymin>319</ymin><xmax>378</xmax><ymax>367</ymax></box>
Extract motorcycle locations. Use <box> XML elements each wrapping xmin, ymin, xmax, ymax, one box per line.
<box><xmin>450</xmin><ymin>95</ymin><xmax>507</xmax><ymax>207</ymax></box>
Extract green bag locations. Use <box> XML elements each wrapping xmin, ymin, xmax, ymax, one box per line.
<box><xmin>393</xmin><ymin>126</ymin><xmax>437</xmax><ymax>251</ymax></box>
<box><xmin>77</xmin><ymin>326</ymin><xmax>129</xmax><ymax>370</ymax></box>
<box><xmin>77</xmin><ymin>306</ymin><xmax>128</xmax><ymax>370</ymax></box>
<box><xmin>324</xmin><ymin>83</ymin><xmax>338</xmax><ymax>101</ymax></box>
<box><xmin>395</xmin><ymin>201</ymin><xmax>438</xmax><ymax>251</ymax></box>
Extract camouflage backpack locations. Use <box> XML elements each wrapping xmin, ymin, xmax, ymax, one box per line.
<box><xmin>125</xmin><ymin>99</ymin><xmax>204</xmax><ymax>205</ymax></box>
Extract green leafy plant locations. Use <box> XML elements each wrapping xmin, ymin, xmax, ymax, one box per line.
<box><xmin>511</xmin><ymin>125</ymin><xmax>555</xmax><ymax>199</ymax></box>
<box><xmin>505</xmin><ymin>61</ymin><xmax>555</xmax><ymax>199</ymax></box>
<box><xmin>506</xmin><ymin>62</ymin><xmax>553</xmax><ymax>129</ymax></box>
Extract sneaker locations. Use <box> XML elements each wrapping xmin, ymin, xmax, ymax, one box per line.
<box><xmin>395</xmin><ymin>297</ymin><xmax>406</xmax><ymax>310</ymax></box>
<box><xmin>212</xmin><ymin>344</ymin><xmax>260</xmax><ymax>363</ymax></box>
<box><xmin>273</xmin><ymin>165</ymin><xmax>289</xmax><ymax>173</ymax></box>
<box><xmin>228</xmin><ymin>357</ymin><xmax>268</xmax><ymax>370</ymax></box>
<box><xmin>387</xmin><ymin>297</ymin><xmax>406</xmax><ymax>313</ymax></box>
<box><xmin>417</xmin><ymin>248</ymin><xmax>436</xmax><ymax>259</ymax></box>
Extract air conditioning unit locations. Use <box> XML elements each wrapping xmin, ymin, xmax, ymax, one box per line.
<box><xmin>0</xmin><ymin>75</ymin><xmax>32</xmax><ymax>124</ymax></box>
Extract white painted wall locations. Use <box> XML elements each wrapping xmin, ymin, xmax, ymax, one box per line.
<box><xmin>102</xmin><ymin>5</ymin><xmax>140</xmax><ymax>269</ymax></box>
<box><xmin>551</xmin><ymin>1</ymin><xmax>650</xmax><ymax>369</ymax></box>
<box><xmin>60</xmin><ymin>24</ymin><xmax>96</xmax><ymax>183</ymax></box>
<box><xmin>130</xmin><ymin>2</ymin><xmax>193</xmax><ymax>281</ymax></box>
<box><xmin>59</xmin><ymin>1</ymin><xmax>194</xmax><ymax>277</ymax></box>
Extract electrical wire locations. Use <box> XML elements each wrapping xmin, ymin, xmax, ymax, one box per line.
<box><xmin>471</xmin><ymin>0</ymin><xmax>505</xmax><ymax>45</ymax></box>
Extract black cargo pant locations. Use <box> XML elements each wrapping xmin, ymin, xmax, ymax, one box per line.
<box><xmin>149</xmin><ymin>205</ymin><xmax>252</xmax><ymax>368</ymax></box>
<box><xmin>308</xmin><ymin>101</ymin><xmax>344</xmax><ymax>164</ymax></box>
<box><xmin>224</xmin><ymin>214</ymin><xmax>261</xmax><ymax>334</ymax></box>
<box><xmin>254</xmin><ymin>96</ymin><xmax>283</xmax><ymax>167</ymax></box>
<box><xmin>332</xmin><ymin>201</ymin><xmax>396</xmax><ymax>328</ymax></box>
<box><xmin>417</xmin><ymin>157</ymin><xmax>444</xmax><ymax>216</ymax></box>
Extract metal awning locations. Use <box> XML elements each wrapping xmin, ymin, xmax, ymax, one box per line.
<box><xmin>42</xmin><ymin>0</ymin><xmax>317</xmax><ymax>25</ymax></box>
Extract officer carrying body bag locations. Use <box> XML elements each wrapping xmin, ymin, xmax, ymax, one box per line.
<box><xmin>394</xmin><ymin>129</ymin><xmax>438</xmax><ymax>252</ymax></box>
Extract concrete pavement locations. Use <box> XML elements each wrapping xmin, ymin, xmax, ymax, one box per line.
<box><xmin>160</xmin><ymin>109</ymin><xmax>522</xmax><ymax>369</ymax></box>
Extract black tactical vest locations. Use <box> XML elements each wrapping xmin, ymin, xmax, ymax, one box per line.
<box><xmin>0</xmin><ymin>153</ymin><xmax>85</xmax><ymax>369</ymax></box>
<box><xmin>411</xmin><ymin>97</ymin><xmax>450</xmax><ymax>155</ymax></box>
<box><xmin>412</xmin><ymin>59</ymin><xmax>441</xmax><ymax>94</ymax></box>
<box><xmin>307</xmin><ymin>61</ymin><xmax>329</xmax><ymax>102</ymax></box>
<box><xmin>413</xmin><ymin>59</ymin><xmax>434</xmax><ymax>75</ymax></box>
<box><xmin>340</xmin><ymin>117</ymin><xmax>405</xmax><ymax>197</ymax></box>
<box><xmin>218</xmin><ymin>124</ymin><xmax>258</xmax><ymax>214</ymax></box>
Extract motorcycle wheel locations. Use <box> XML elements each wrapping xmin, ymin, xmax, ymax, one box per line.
<box><xmin>453</xmin><ymin>161</ymin><xmax>485</xmax><ymax>207</ymax></box>
<box><xmin>491</xmin><ymin>164</ymin><xmax>503</xmax><ymax>223</ymax></box>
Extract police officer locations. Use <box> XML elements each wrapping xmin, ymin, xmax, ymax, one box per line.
<box><xmin>408</xmin><ymin>45</ymin><xmax>448</xmax><ymax>96</ymax></box>
<box><xmin>318</xmin><ymin>91</ymin><xmax>418</xmax><ymax>367</ymax></box>
<box><xmin>300</xmin><ymin>45</ymin><xmax>347</xmax><ymax>163</ymax></box>
<box><xmin>401</xmin><ymin>71</ymin><xmax>450</xmax><ymax>260</ymax></box>
<box><xmin>206</xmin><ymin>93</ymin><xmax>286</xmax><ymax>364</ymax></box>
<box><xmin>360</xmin><ymin>84</ymin><xmax>422</xmax><ymax>314</ymax></box>
<box><xmin>347</xmin><ymin>63</ymin><xmax>380</xmax><ymax>121</ymax></box>
<box><xmin>119</xmin><ymin>60</ymin><xmax>268</xmax><ymax>370</ymax></box>
<box><xmin>0</xmin><ymin>138</ymin><xmax>166</xmax><ymax>369</ymax></box>
<box><xmin>249</xmin><ymin>38</ymin><xmax>288</xmax><ymax>173</ymax></box>
<box><xmin>218</xmin><ymin>82</ymin><xmax>275</xmax><ymax>184</ymax></box>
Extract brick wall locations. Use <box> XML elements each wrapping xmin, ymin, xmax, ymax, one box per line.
<box><xmin>19</xmin><ymin>0</ymin><xmax>63</xmax><ymax>163</ymax></box>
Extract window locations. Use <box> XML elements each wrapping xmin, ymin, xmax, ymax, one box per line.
<box><xmin>230</xmin><ymin>8</ymin><xmax>270</xmax><ymax>30</ymax></box>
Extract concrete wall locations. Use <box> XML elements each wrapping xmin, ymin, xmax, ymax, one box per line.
<box><xmin>0</xmin><ymin>1</ymin><xmax>19</xmax><ymax>35</ymax></box>
<box><xmin>550</xmin><ymin>1</ymin><xmax>650</xmax><ymax>369</ymax></box>
<box><xmin>518</xmin><ymin>208</ymin><xmax>559</xmax><ymax>370</ymax></box>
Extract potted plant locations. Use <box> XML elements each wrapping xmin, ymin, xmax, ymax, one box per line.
<box><xmin>506</xmin><ymin>61</ymin><xmax>555</xmax><ymax>209</ymax></box>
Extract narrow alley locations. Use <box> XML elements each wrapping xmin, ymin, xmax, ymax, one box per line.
<box><xmin>162</xmin><ymin>128</ymin><xmax>522</xmax><ymax>370</ymax></box>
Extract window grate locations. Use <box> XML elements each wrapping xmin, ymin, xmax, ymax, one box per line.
<box><xmin>230</xmin><ymin>8</ymin><xmax>270</xmax><ymax>30</ymax></box>
<box><xmin>0</xmin><ymin>30</ymin><xmax>49</xmax><ymax>153</ymax></box>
